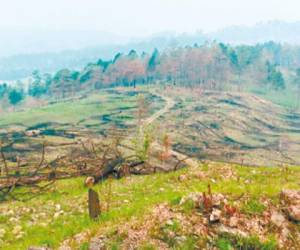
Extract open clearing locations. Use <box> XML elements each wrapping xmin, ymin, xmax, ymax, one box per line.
<box><xmin>1</xmin><ymin>86</ymin><xmax>299</xmax><ymax>167</ymax></box>
<box><xmin>154</xmin><ymin>87</ymin><xmax>300</xmax><ymax>166</ymax></box>
<box><xmin>1</xmin><ymin>86</ymin><xmax>300</xmax><ymax>249</ymax></box>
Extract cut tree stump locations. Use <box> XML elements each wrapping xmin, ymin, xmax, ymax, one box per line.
<box><xmin>88</xmin><ymin>188</ymin><xmax>101</xmax><ymax>219</ymax></box>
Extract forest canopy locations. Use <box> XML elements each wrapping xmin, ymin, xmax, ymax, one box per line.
<box><xmin>1</xmin><ymin>42</ymin><xmax>300</xmax><ymax>107</ymax></box>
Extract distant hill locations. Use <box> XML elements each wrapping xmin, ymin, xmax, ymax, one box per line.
<box><xmin>210</xmin><ymin>20</ymin><xmax>300</xmax><ymax>45</ymax></box>
<box><xmin>0</xmin><ymin>30</ymin><xmax>128</xmax><ymax>58</ymax></box>
<box><xmin>2</xmin><ymin>21</ymin><xmax>300</xmax><ymax>80</ymax></box>
<box><xmin>0</xmin><ymin>32</ymin><xmax>207</xmax><ymax>80</ymax></box>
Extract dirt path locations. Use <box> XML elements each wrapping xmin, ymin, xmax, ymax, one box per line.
<box><xmin>144</xmin><ymin>92</ymin><xmax>199</xmax><ymax>168</ymax></box>
<box><xmin>142</xmin><ymin>94</ymin><xmax>176</xmax><ymax>127</ymax></box>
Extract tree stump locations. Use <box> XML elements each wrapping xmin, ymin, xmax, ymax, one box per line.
<box><xmin>88</xmin><ymin>188</ymin><xmax>101</xmax><ymax>219</ymax></box>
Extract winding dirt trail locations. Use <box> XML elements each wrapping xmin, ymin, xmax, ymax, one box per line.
<box><xmin>142</xmin><ymin>94</ymin><xmax>175</xmax><ymax>127</ymax></box>
<box><xmin>144</xmin><ymin>92</ymin><xmax>199</xmax><ymax>168</ymax></box>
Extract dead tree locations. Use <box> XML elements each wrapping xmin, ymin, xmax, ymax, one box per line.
<box><xmin>0</xmin><ymin>127</ymin><xmax>186</xmax><ymax>201</ymax></box>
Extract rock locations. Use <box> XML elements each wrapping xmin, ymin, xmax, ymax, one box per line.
<box><xmin>180</xmin><ymin>193</ymin><xmax>203</xmax><ymax>208</ymax></box>
<box><xmin>74</xmin><ymin>231</ymin><xmax>90</xmax><ymax>243</ymax></box>
<box><xmin>209</xmin><ymin>208</ymin><xmax>222</xmax><ymax>223</ymax></box>
<box><xmin>270</xmin><ymin>211</ymin><xmax>286</xmax><ymax>227</ymax></box>
<box><xmin>54</xmin><ymin>212</ymin><xmax>61</xmax><ymax>218</ymax></box>
<box><xmin>85</xmin><ymin>177</ymin><xmax>95</xmax><ymax>188</ymax></box>
<box><xmin>286</xmin><ymin>205</ymin><xmax>300</xmax><ymax>222</ymax></box>
<box><xmin>211</xmin><ymin>194</ymin><xmax>225</xmax><ymax>207</ymax></box>
<box><xmin>280</xmin><ymin>189</ymin><xmax>300</xmax><ymax>222</ymax></box>
<box><xmin>89</xmin><ymin>236</ymin><xmax>106</xmax><ymax>250</ymax></box>
<box><xmin>180</xmin><ymin>192</ymin><xmax>226</xmax><ymax>210</ymax></box>
<box><xmin>280</xmin><ymin>189</ymin><xmax>300</xmax><ymax>205</ymax></box>
<box><xmin>217</xmin><ymin>225</ymin><xmax>248</xmax><ymax>238</ymax></box>
<box><xmin>229</xmin><ymin>216</ymin><xmax>239</xmax><ymax>228</ymax></box>
<box><xmin>55</xmin><ymin>204</ymin><xmax>61</xmax><ymax>211</ymax></box>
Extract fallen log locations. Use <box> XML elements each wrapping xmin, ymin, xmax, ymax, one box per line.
<box><xmin>92</xmin><ymin>157</ymin><xmax>125</xmax><ymax>183</ymax></box>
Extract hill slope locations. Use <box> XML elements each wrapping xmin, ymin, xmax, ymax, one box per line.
<box><xmin>0</xmin><ymin>162</ymin><xmax>299</xmax><ymax>249</ymax></box>
<box><xmin>156</xmin><ymin>88</ymin><xmax>300</xmax><ymax>166</ymax></box>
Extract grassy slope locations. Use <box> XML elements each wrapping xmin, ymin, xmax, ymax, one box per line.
<box><xmin>0</xmin><ymin>92</ymin><xmax>135</xmax><ymax>128</ymax></box>
<box><xmin>0</xmin><ymin>88</ymin><xmax>164</xmax><ymax>129</ymax></box>
<box><xmin>245</xmin><ymin>82</ymin><xmax>299</xmax><ymax>110</ymax></box>
<box><xmin>0</xmin><ymin>162</ymin><xmax>299</xmax><ymax>249</ymax></box>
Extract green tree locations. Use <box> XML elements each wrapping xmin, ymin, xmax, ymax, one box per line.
<box><xmin>270</xmin><ymin>70</ymin><xmax>285</xmax><ymax>90</ymax></box>
<box><xmin>148</xmin><ymin>48</ymin><xmax>160</xmax><ymax>71</ymax></box>
<box><xmin>0</xmin><ymin>83</ymin><xmax>8</xmax><ymax>99</ymax></box>
<box><xmin>266</xmin><ymin>62</ymin><xmax>285</xmax><ymax>90</ymax></box>
<box><xmin>28</xmin><ymin>70</ymin><xmax>48</xmax><ymax>97</ymax></box>
<box><xmin>219</xmin><ymin>43</ymin><xmax>239</xmax><ymax>68</ymax></box>
<box><xmin>8</xmin><ymin>89</ymin><xmax>24</xmax><ymax>106</ymax></box>
<box><xmin>133</xmin><ymin>127</ymin><xmax>153</xmax><ymax>162</ymax></box>
<box><xmin>28</xmin><ymin>81</ymin><xmax>46</xmax><ymax>98</ymax></box>
<box><xmin>128</xmin><ymin>49</ymin><xmax>138</xmax><ymax>59</ymax></box>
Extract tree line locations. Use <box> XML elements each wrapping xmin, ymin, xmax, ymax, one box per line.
<box><xmin>1</xmin><ymin>41</ymin><xmax>300</xmax><ymax>107</ymax></box>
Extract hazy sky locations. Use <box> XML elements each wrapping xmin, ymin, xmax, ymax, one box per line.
<box><xmin>1</xmin><ymin>0</ymin><xmax>299</xmax><ymax>36</ymax></box>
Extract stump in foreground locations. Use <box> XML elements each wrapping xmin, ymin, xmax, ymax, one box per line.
<box><xmin>88</xmin><ymin>188</ymin><xmax>101</xmax><ymax>219</ymax></box>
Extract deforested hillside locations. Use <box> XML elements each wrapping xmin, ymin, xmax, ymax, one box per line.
<box><xmin>156</xmin><ymin>87</ymin><xmax>300</xmax><ymax>166</ymax></box>
<box><xmin>1</xmin><ymin>86</ymin><xmax>299</xmax><ymax>168</ymax></box>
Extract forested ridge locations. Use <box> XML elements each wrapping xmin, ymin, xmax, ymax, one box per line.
<box><xmin>1</xmin><ymin>42</ymin><xmax>300</xmax><ymax>109</ymax></box>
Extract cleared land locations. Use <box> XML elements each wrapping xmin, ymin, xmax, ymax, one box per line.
<box><xmin>155</xmin><ymin>87</ymin><xmax>300</xmax><ymax>166</ymax></box>
<box><xmin>0</xmin><ymin>88</ymin><xmax>164</xmax><ymax>161</ymax></box>
<box><xmin>0</xmin><ymin>87</ymin><xmax>300</xmax><ymax>249</ymax></box>
<box><xmin>1</xmin><ymin>86</ymin><xmax>299</xmax><ymax>168</ymax></box>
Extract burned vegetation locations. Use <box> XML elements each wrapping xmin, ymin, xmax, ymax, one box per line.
<box><xmin>0</xmin><ymin>91</ymin><xmax>183</xmax><ymax>202</ymax></box>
